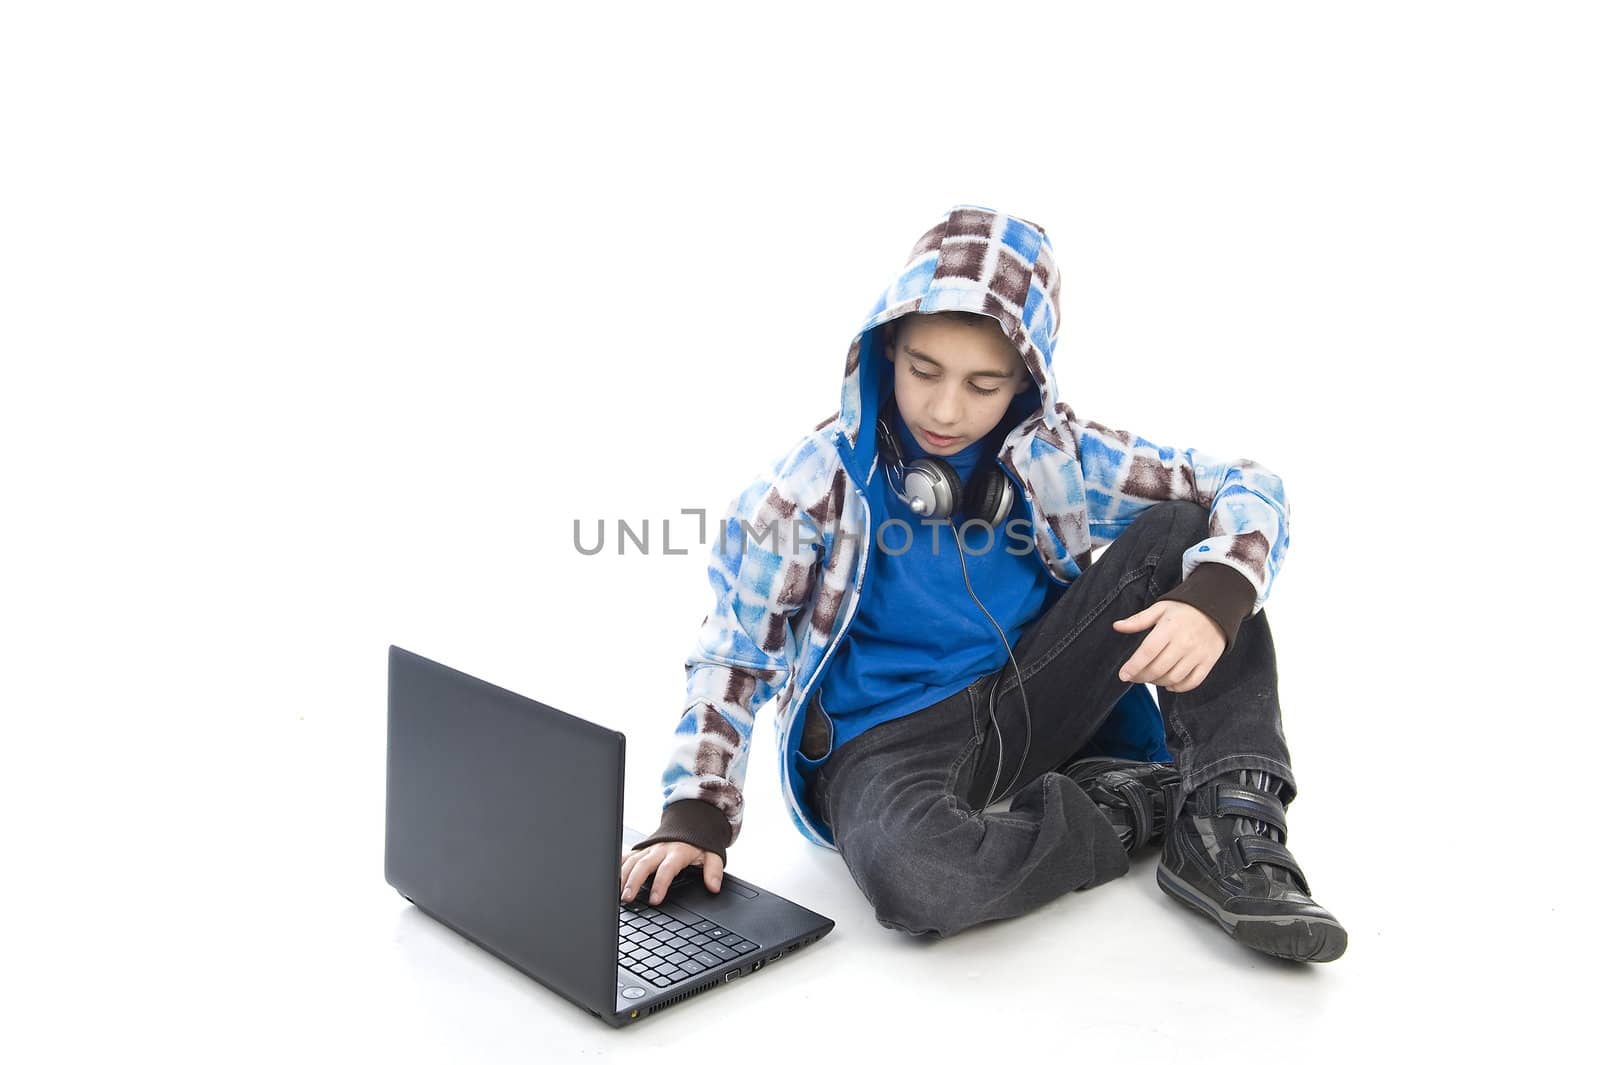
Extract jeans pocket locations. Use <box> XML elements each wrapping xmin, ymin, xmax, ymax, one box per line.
<box><xmin>798</xmin><ymin>692</ymin><xmax>835</xmax><ymax>765</ymax></box>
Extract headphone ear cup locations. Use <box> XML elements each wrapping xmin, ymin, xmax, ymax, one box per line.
<box><xmin>902</xmin><ymin>457</ymin><xmax>961</xmax><ymax>520</ymax></box>
<box><xmin>962</xmin><ymin>468</ymin><xmax>1016</xmax><ymax>528</ymax></box>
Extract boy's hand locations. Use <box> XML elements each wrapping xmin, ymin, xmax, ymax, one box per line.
<box><xmin>620</xmin><ymin>842</ymin><xmax>725</xmax><ymax>906</ymax></box>
<box><xmin>1112</xmin><ymin>601</ymin><xmax>1225</xmax><ymax>694</ymax></box>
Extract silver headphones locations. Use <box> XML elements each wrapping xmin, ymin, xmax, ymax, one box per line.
<box><xmin>874</xmin><ymin>401</ymin><xmax>1016</xmax><ymax>526</ymax></box>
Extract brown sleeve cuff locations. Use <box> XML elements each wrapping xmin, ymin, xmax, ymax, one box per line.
<box><xmin>1154</xmin><ymin>562</ymin><xmax>1257</xmax><ymax>655</ymax></box>
<box><xmin>630</xmin><ymin>798</ymin><xmax>732</xmax><ymax>865</ymax></box>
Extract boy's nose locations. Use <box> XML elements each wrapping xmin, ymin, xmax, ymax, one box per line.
<box><xmin>930</xmin><ymin>387</ymin><xmax>963</xmax><ymax>427</ymax></box>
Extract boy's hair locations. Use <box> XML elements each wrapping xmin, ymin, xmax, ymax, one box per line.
<box><xmin>882</xmin><ymin>309</ymin><xmax>1017</xmax><ymax>356</ymax></box>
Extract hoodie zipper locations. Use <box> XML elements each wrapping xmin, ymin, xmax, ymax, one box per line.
<box><xmin>787</xmin><ymin>465</ymin><xmax>873</xmax><ymax>741</ymax></box>
<box><xmin>780</xmin><ymin>454</ymin><xmax>879</xmax><ymax>848</ymax></box>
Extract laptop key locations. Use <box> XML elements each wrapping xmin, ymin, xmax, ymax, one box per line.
<box><xmin>650</xmin><ymin>976</ymin><xmax>672</xmax><ymax>987</ymax></box>
<box><xmin>691</xmin><ymin>920</ymin><xmax>717</xmax><ymax>932</ymax></box>
<box><xmin>681</xmin><ymin>960</ymin><xmax>705</xmax><ymax>975</ymax></box>
<box><xmin>693</xmin><ymin>951</ymin><xmax>722</xmax><ymax>968</ymax></box>
<box><xmin>731</xmin><ymin>941</ymin><xmax>758</xmax><ymax>954</ymax></box>
<box><xmin>705</xmin><ymin>942</ymin><xmax>737</xmax><ymax>960</ymax></box>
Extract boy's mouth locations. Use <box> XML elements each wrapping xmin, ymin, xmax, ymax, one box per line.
<box><xmin>920</xmin><ymin>428</ymin><xmax>961</xmax><ymax>447</ymax></box>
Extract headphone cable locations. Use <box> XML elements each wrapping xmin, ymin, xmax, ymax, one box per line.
<box><xmin>879</xmin><ymin>410</ymin><xmax>1031</xmax><ymax>809</ymax></box>
<box><xmin>950</xmin><ymin>519</ymin><xmax>1032</xmax><ymax>811</ymax></box>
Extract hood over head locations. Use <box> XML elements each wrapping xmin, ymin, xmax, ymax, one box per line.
<box><xmin>834</xmin><ymin>204</ymin><xmax>1072</xmax><ymax>488</ymax></box>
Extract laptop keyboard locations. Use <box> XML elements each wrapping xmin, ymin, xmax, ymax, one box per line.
<box><xmin>618</xmin><ymin>899</ymin><xmax>761</xmax><ymax>988</ymax></box>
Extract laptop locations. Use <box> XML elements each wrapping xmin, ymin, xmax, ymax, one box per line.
<box><xmin>384</xmin><ymin>645</ymin><xmax>836</xmax><ymax>1027</ymax></box>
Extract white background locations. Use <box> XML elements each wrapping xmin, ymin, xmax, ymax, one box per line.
<box><xmin>3</xmin><ymin>1</ymin><xmax>1595</xmax><ymax>1060</ymax></box>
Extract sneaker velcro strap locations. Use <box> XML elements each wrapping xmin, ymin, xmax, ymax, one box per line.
<box><xmin>1215</xmin><ymin>785</ymin><xmax>1287</xmax><ymax>834</ymax></box>
<box><xmin>1113</xmin><ymin>779</ymin><xmax>1155</xmax><ymax>850</ymax></box>
<box><xmin>1235</xmin><ymin>835</ymin><xmax>1311</xmax><ymax>893</ymax></box>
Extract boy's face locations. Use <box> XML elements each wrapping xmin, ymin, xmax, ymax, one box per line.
<box><xmin>884</xmin><ymin>314</ymin><xmax>1033</xmax><ymax>456</ymax></box>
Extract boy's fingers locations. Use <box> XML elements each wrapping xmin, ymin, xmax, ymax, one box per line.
<box><xmin>620</xmin><ymin>847</ymin><xmax>648</xmax><ymax>877</ymax></box>
<box><xmin>1119</xmin><ymin>635</ymin><xmax>1163</xmax><ymax>681</ymax></box>
<box><xmin>621</xmin><ymin>850</ymin><xmax>653</xmax><ymax>892</ymax></box>
<box><xmin>705</xmin><ymin>853</ymin><xmax>725</xmax><ymax>890</ymax></box>
<box><xmin>1128</xmin><ymin>614</ymin><xmax>1197</xmax><ymax>681</ymax></box>
<box><xmin>620</xmin><ymin>845</ymin><xmax>723</xmax><ymax>901</ymax></box>
<box><xmin>621</xmin><ymin>849</ymin><xmax>659</xmax><ymax>900</ymax></box>
<box><xmin>648</xmin><ymin>854</ymin><xmax>687</xmax><ymax>904</ymax></box>
<box><xmin>1168</xmin><ymin>660</ymin><xmax>1204</xmax><ymax>692</ymax></box>
<box><xmin>1144</xmin><ymin>644</ymin><xmax>1187</xmax><ymax>686</ymax></box>
<box><xmin>1115</xmin><ymin>602</ymin><xmax>1169</xmax><ymax>630</ymax></box>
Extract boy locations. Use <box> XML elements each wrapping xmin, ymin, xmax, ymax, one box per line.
<box><xmin>619</xmin><ymin>204</ymin><xmax>1346</xmax><ymax>963</ymax></box>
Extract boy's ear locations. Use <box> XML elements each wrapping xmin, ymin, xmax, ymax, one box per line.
<box><xmin>1013</xmin><ymin>357</ymin><xmax>1033</xmax><ymax>393</ymax></box>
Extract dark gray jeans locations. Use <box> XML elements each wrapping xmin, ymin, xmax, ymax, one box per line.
<box><xmin>810</xmin><ymin>499</ymin><xmax>1296</xmax><ymax>939</ymax></box>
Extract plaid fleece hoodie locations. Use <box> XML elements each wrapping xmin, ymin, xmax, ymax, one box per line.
<box><xmin>631</xmin><ymin>205</ymin><xmax>1289</xmax><ymax>864</ymax></box>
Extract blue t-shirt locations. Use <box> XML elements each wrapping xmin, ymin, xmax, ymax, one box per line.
<box><xmin>811</xmin><ymin>410</ymin><xmax>1050</xmax><ymax>756</ymax></box>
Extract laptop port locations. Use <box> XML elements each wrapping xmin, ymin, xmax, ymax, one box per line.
<box><xmin>752</xmin><ymin>960</ymin><xmax>763</xmax><ymax>972</ymax></box>
<box><xmin>723</xmin><ymin>970</ymin><xmax>742</xmax><ymax>983</ymax></box>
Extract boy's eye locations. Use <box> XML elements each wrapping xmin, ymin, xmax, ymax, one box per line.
<box><xmin>909</xmin><ymin>365</ymin><xmax>1001</xmax><ymax>396</ymax></box>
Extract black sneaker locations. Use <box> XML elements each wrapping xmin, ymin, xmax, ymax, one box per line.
<box><xmin>1157</xmin><ymin>770</ymin><xmax>1348</xmax><ymax>963</ymax></box>
<box><xmin>1062</xmin><ymin>757</ymin><xmax>1183</xmax><ymax>852</ymax></box>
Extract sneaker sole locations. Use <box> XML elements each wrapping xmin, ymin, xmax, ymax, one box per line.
<box><xmin>1156</xmin><ymin>863</ymin><xmax>1348</xmax><ymax>963</ymax></box>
